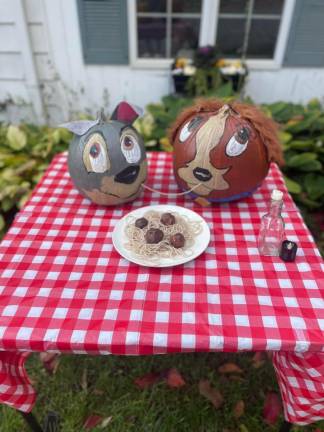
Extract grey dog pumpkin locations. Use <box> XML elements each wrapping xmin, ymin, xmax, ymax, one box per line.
<box><xmin>61</xmin><ymin>102</ymin><xmax>147</xmax><ymax>205</ymax></box>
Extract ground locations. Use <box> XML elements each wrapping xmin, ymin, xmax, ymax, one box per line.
<box><xmin>0</xmin><ymin>352</ymin><xmax>323</xmax><ymax>431</ymax></box>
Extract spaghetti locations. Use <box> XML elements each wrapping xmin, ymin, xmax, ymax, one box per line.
<box><xmin>124</xmin><ymin>211</ymin><xmax>202</xmax><ymax>261</ymax></box>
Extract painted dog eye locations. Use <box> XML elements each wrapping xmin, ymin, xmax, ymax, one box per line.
<box><xmin>121</xmin><ymin>128</ymin><xmax>141</xmax><ymax>163</ymax></box>
<box><xmin>225</xmin><ymin>126</ymin><xmax>250</xmax><ymax>157</ymax></box>
<box><xmin>179</xmin><ymin>116</ymin><xmax>203</xmax><ymax>142</ymax></box>
<box><xmin>83</xmin><ymin>133</ymin><xmax>110</xmax><ymax>173</ymax></box>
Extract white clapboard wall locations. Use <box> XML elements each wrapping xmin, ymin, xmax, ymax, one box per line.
<box><xmin>0</xmin><ymin>0</ymin><xmax>324</xmax><ymax>125</ymax></box>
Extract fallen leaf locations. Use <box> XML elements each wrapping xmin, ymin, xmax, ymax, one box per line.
<box><xmin>134</xmin><ymin>372</ymin><xmax>161</xmax><ymax>389</ymax></box>
<box><xmin>199</xmin><ymin>379</ymin><xmax>223</xmax><ymax>409</ymax></box>
<box><xmin>251</xmin><ymin>352</ymin><xmax>265</xmax><ymax>369</ymax></box>
<box><xmin>166</xmin><ymin>368</ymin><xmax>186</xmax><ymax>388</ymax></box>
<box><xmin>100</xmin><ymin>416</ymin><xmax>113</xmax><ymax>428</ymax></box>
<box><xmin>218</xmin><ymin>363</ymin><xmax>243</xmax><ymax>374</ymax></box>
<box><xmin>234</xmin><ymin>400</ymin><xmax>245</xmax><ymax>418</ymax></box>
<box><xmin>83</xmin><ymin>414</ymin><xmax>103</xmax><ymax>429</ymax></box>
<box><xmin>263</xmin><ymin>392</ymin><xmax>282</xmax><ymax>425</ymax></box>
<box><xmin>39</xmin><ymin>352</ymin><xmax>60</xmax><ymax>375</ymax></box>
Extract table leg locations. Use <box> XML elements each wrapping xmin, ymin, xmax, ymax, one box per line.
<box><xmin>20</xmin><ymin>411</ymin><xmax>43</xmax><ymax>432</ymax></box>
<box><xmin>279</xmin><ymin>420</ymin><xmax>292</xmax><ymax>432</ymax></box>
<box><xmin>20</xmin><ymin>410</ymin><xmax>60</xmax><ymax>432</ymax></box>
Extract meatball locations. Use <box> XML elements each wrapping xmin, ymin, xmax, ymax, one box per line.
<box><xmin>169</xmin><ymin>233</ymin><xmax>185</xmax><ymax>249</ymax></box>
<box><xmin>145</xmin><ymin>228</ymin><xmax>164</xmax><ymax>244</ymax></box>
<box><xmin>160</xmin><ymin>212</ymin><xmax>176</xmax><ymax>226</ymax></box>
<box><xmin>135</xmin><ymin>217</ymin><xmax>148</xmax><ymax>229</ymax></box>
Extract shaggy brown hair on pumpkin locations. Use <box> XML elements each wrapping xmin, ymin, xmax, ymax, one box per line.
<box><xmin>168</xmin><ymin>99</ymin><xmax>284</xmax><ymax>166</ymax></box>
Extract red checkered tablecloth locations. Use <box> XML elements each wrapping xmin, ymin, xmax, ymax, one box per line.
<box><xmin>0</xmin><ymin>152</ymin><xmax>323</xmax><ymax>423</ymax></box>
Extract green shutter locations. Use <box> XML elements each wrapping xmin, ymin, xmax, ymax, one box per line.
<box><xmin>77</xmin><ymin>0</ymin><xmax>129</xmax><ymax>64</ymax></box>
<box><xmin>284</xmin><ymin>0</ymin><xmax>324</xmax><ymax>67</ymax></box>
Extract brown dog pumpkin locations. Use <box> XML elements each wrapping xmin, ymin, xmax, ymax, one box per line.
<box><xmin>169</xmin><ymin>99</ymin><xmax>284</xmax><ymax>205</ymax></box>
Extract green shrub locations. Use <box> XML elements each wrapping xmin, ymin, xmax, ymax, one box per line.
<box><xmin>0</xmin><ymin>124</ymin><xmax>71</xmax><ymax>238</ymax></box>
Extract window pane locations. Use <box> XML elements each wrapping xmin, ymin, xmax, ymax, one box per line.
<box><xmin>137</xmin><ymin>18</ymin><xmax>166</xmax><ymax>57</ymax></box>
<box><xmin>216</xmin><ymin>18</ymin><xmax>246</xmax><ymax>56</ymax></box>
<box><xmin>253</xmin><ymin>0</ymin><xmax>283</xmax><ymax>14</ymax></box>
<box><xmin>247</xmin><ymin>19</ymin><xmax>280</xmax><ymax>58</ymax></box>
<box><xmin>171</xmin><ymin>18</ymin><xmax>200</xmax><ymax>57</ymax></box>
<box><xmin>137</xmin><ymin>0</ymin><xmax>166</xmax><ymax>13</ymax></box>
<box><xmin>219</xmin><ymin>0</ymin><xmax>247</xmax><ymax>14</ymax></box>
<box><xmin>172</xmin><ymin>0</ymin><xmax>202</xmax><ymax>13</ymax></box>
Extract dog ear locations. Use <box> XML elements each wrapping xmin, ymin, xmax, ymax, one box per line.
<box><xmin>111</xmin><ymin>102</ymin><xmax>143</xmax><ymax>124</ymax></box>
<box><xmin>59</xmin><ymin>120</ymin><xmax>99</xmax><ymax>136</ymax></box>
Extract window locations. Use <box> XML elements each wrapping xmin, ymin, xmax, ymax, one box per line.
<box><xmin>136</xmin><ymin>0</ymin><xmax>202</xmax><ymax>58</ymax></box>
<box><xmin>128</xmin><ymin>0</ymin><xmax>294</xmax><ymax>68</ymax></box>
<box><xmin>216</xmin><ymin>0</ymin><xmax>284</xmax><ymax>59</ymax></box>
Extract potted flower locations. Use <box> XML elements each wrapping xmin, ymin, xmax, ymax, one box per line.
<box><xmin>217</xmin><ymin>59</ymin><xmax>248</xmax><ymax>92</ymax></box>
<box><xmin>171</xmin><ymin>57</ymin><xmax>196</xmax><ymax>94</ymax></box>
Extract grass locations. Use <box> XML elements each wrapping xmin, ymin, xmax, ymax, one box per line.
<box><xmin>0</xmin><ymin>352</ymin><xmax>323</xmax><ymax>431</ymax></box>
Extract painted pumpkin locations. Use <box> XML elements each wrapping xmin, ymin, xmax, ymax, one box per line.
<box><xmin>61</xmin><ymin>102</ymin><xmax>147</xmax><ymax>205</ymax></box>
<box><xmin>169</xmin><ymin>99</ymin><xmax>284</xmax><ymax>205</ymax></box>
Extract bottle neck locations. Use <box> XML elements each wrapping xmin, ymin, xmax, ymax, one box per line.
<box><xmin>269</xmin><ymin>199</ymin><xmax>283</xmax><ymax>217</ymax></box>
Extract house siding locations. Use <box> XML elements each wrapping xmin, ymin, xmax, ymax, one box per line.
<box><xmin>0</xmin><ymin>0</ymin><xmax>324</xmax><ymax>125</ymax></box>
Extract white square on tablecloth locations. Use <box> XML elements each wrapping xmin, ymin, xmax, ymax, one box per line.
<box><xmin>160</xmin><ymin>274</ymin><xmax>172</xmax><ymax>283</ymax></box>
<box><xmin>2</xmin><ymin>305</ymin><xmax>18</xmax><ymax>316</ymax></box>
<box><xmin>155</xmin><ymin>311</ymin><xmax>169</xmax><ymax>323</ymax></box>
<box><xmin>71</xmin><ymin>330</ymin><xmax>86</xmax><ymax>343</ymax></box>
<box><xmin>251</xmin><ymin>262</ymin><xmax>263</xmax><ymax>271</ymax></box>
<box><xmin>47</xmin><ymin>272</ymin><xmax>60</xmax><ymax>280</ymax></box>
<box><xmin>130</xmin><ymin>309</ymin><xmax>143</xmax><ymax>321</ymax></box>
<box><xmin>104</xmin><ymin>309</ymin><xmax>118</xmax><ymax>320</ymax></box>
<box><xmin>258</xmin><ymin>295</ymin><xmax>272</xmax><ymax>306</ymax></box>
<box><xmin>209</xmin><ymin>335</ymin><xmax>224</xmax><ymax>349</ymax></box>
<box><xmin>78</xmin><ymin>309</ymin><xmax>93</xmax><ymax>320</ymax></box>
<box><xmin>290</xmin><ymin>316</ymin><xmax>306</xmax><ymax>329</ymax></box>
<box><xmin>44</xmin><ymin>328</ymin><xmax>59</xmax><ymax>342</ymax></box>
<box><xmin>53</xmin><ymin>308</ymin><xmax>68</xmax><ymax>319</ymax></box>
<box><xmin>183</xmin><ymin>275</ymin><xmax>195</xmax><ymax>284</ymax></box>
<box><xmin>61</xmin><ymin>288</ymin><xmax>75</xmax><ymax>298</ymax></box>
<box><xmin>254</xmin><ymin>278</ymin><xmax>267</xmax><ymax>288</ymax></box>
<box><xmin>85</xmin><ymin>289</ymin><xmax>99</xmax><ymax>300</ymax></box>
<box><xmin>13</xmin><ymin>287</ymin><xmax>28</xmax><ymax>297</ymax></box>
<box><xmin>235</xmin><ymin>315</ymin><xmax>250</xmax><ymax>326</ymax></box>
<box><xmin>265</xmin><ymin>339</ymin><xmax>282</xmax><ymax>350</ymax></box>
<box><xmin>181</xmin><ymin>334</ymin><xmax>195</xmax><ymax>348</ymax></box>
<box><xmin>207</xmin><ymin>293</ymin><xmax>220</xmax><ymax>304</ymax></box>
<box><xmin>137</xmin><ymin>274</ymin><xmax>149</xmax><ymax>283</ymax></box>
<box><xmin>158</xmin><ymin>291</ymin><xmax>170</xmax><ymax>302</ymax></box>
<box><xmin>110</xmin><ymin>290</ymin><xmax>123</xmax><ymax>300</ymax></box>
<box><xmin>27</xmin><ymin>307</ymin><xmax>43</xmax><ymax>317</ymax></box>
<box><xmin>182</xmin><ymin>312</ymin><xmax>195</xmax><ymax>324</ymax></box>
<box><xmin>16</xmin><ymin>327</ymin><xmax>33</xmax><ymax>340</ymax></box>
<box><xmin>262</xmin><ymin>316</ymin><xmax>278</xmax><ymax>328</ymax></box>
<box><xmin>208</xmin><ymin>314</ymin><xmax>222</xmax><ymax>325</ymax></box>
<box><xmin>153</xmin><ymin>333</ymin><xmax>168</xmax><ymax>347</ymax></box>
<box><xmin>206</xmin><ymin>276</ymin><xmax>219</xmax><ymax>285</ymax></box>
<box><xmin>303</xmin><ymin>280</ymin><xmax>318</xmax><ymax>290</ymax></box>
<box><xmin>98</xmin><ymin>331</ymin><xmax>113</xmax><ymax>346</ymax></box>
<box><xmin>134</xmin><ymin>289</ymin><xmax>146</xmax><ymax>300</ymax></box>
<box><xmin>237</xmin><ymin>337</ymin><xmax>253</xmax><ymax>350</ymax></box>
<box><xmin>283</xmin><ymin>297</ymin><xmax>299</xmax><ymax>308</ymax></box>
<box><xmin>232</xmin><ymin>294</ymin><xmax>246</xmax><ymax>304</ymax></box>
<box><xmin>126</xmin><ymin>331</ymin><xmax>140</xmax><ymax>345</ymax></box>
<box><xmin>182</xmin><ymin>292</ymin><xmax>195</xmax><ymax>303</ymax></box>
<box><xmin>1</xmin><ymin>269</ymin><xmax>14</xmax><ymax>278</ymax></box>
<box><xmin>279</xmin><ymin>279</ymin><xmax>292</xmax><ymax>289</ymax></box>
<box><xmin>92</xmin><ymin>273</ymin><xmax>105</xmax><ymax>282</ymax></box>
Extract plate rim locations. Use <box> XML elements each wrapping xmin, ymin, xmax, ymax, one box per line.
<box><xmin>112</xmin><ymin>204</ymin><xmax>210</xmax><ymax>268</ymax></box>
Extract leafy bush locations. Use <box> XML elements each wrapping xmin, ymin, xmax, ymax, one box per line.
<box><xmin>0</xmin><ymin>124</ymin><xmax>71</xmax><ymax>238</ymax></box>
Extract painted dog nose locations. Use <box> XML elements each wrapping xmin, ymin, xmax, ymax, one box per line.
<box><xmin>115</xmin><ymin>165</ymin><xmax>140</xmax><ymax>184</ymax></box>
<box><xmin>193</xmin><ymin>167</ymin><xmax>212</xmax><ymax>182</ymax></box>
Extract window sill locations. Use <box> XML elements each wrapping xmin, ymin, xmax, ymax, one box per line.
<box><xmin>130</xmin><ymin>58</ymin><xmax>281</xmax><ymax>71</ymax></box>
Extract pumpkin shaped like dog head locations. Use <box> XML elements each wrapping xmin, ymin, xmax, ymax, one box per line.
<box><xmin>61</xmin><ymin>102</ymin><xmax>147</xmax><ymax>206</ymax></box>
<box><xmin>169</xmin><ymin>99</ymin><xmax>284</xmax><ymax>204</ymax></box>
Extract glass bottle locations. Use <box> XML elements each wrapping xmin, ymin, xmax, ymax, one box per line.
<box><xmin>258</xmin><ymin>189</ymin><xmax>285</xmax><ymax>256</ymax></box>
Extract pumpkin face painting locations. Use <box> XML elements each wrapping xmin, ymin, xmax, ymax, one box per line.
<box><xmin>170</xmin><ymin>100</ymin><xmax>284</xmax><ymax>204</ymax></box>
<box><xmin>62</xmin><ymin>102</ymin><xmax>147</xmax><ymax>205</ymax></box>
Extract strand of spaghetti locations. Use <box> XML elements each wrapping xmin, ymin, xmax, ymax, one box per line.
<box><xmin>141</xmin><ymin>182</ymin><xmax>203</xmax><ymax>197</ymax></box>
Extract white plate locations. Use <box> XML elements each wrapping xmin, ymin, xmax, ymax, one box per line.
<box><xmin>112</xmin><ymin>205</ymin><xmax>210</xmax><ymax>268</ymax></box>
